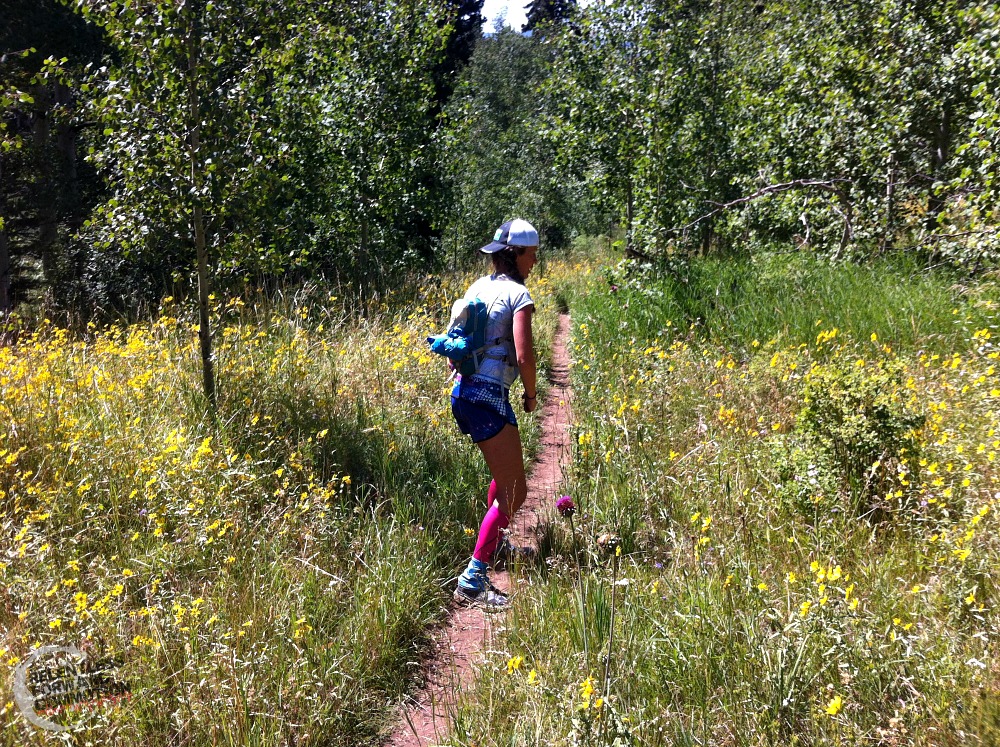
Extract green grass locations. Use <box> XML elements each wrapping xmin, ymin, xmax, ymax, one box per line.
<box><xmin>588</xmin><ymin>252</ymin><xmax>997</xmax><ymax>355</ymax></box>
<box><xmin>0</xmin><ymin>269</ymin><xmax>557</xmax><ymax>745</ymax></box>
<box><xmin>3</xmin><ymin>249</ymin><xmax>998</xmax><ymax>745</ymax></box>
<box><xmin>449</xmin><ymin>249</ymin><xmax>1000</xmax><ymax>746</ymax></box>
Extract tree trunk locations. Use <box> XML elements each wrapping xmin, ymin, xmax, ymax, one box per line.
<box><xmin>0</xmin><ymin>153</ymin><xmax>10</xmax><ymax>315</ymax></box>
<box><xmin>360</xmin><ymin>214</ymin><xmax>369</xmax><ymax>276</ymax></box>
<box><xmin>188</xmin><ymin>12</ymin><xmax>216</xmax><ymax>410</ymax></box>
<box><xmin>700</xmin><ymin>220</ymin><xmax>713</xmax><ymax>256</ymax></box>
<box><xmin>624</xmin><ymin>177</ymin><xmax>634</xmax><ymax>254</ymax></box>
<box><xmin>194</xmin><ymin>203</ymin><xmax>215</xmax><ymax>409</ymax></box>
<box><xmin>834</xmin><ymin>191</ymin><xmax>854</xmax><ymax>261</ymax></box>
<box><xmin>55</xmin><ymin>83</ymin><xmax>82</xmax><ymax>229</ymax></box>
<box><xmin>0</xmin><ymin>227</ymin><xmax>8</xmax><ymax>316</ymax></box>
<box><xmin>880</xmin><ymin>151</ymin><xmax>897</xmax><ymax>254</ymax></box>
<box><xmin>54</xmin><ymin>81</ymin><xmax>87</xmax><ymax>292</ymax></box>
<box><xmin>32</xmin><ymin>84</ymin><xmax>60</xmax><ymax>278</ymax></box>
<box><xmin>925</xmin><ymin>106</ymin><xmax>950</xmax><ymax>232</ymax></box>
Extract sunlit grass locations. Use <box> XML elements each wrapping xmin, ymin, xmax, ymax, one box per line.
<box><xmin>0</xmin><ymin>261</ymin><xmax>568</xmax><ymax>745</ymax></box>
<box><xmin>452</xmin><ymin>251</ymin><xmax>1000</xmax><ymax>746</ymax></box>
<box><xmin>5</xmin><ymin>249</ymin><xmax>997</xmax><ymax>745</ymax></box>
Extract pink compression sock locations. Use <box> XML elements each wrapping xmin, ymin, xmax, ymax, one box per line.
<box><xmin>472</xmin><ymin>503</ymin><xmax>510</xmax><ymax>564</ymax></box>
<box><xmin>488</xmin><ymin>479</ymin><xmax>498</xmax><ymax>508</ymax></box>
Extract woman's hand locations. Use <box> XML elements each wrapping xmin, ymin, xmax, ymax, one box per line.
<box><xmin>522</xmin><ymin>391</ymin><xmax>537</xmax><ymax>413</ymax></box>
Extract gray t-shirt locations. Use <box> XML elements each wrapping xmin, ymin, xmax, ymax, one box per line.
<box><xmin>463</xmin><ymin>273</ymin><xmax>534</xmax><ymax>388</ymax></box>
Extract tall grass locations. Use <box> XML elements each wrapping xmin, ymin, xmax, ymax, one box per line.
<box><xmin>0</xmin><ymin>261</ymin><xmax>564</xmax><ymax>745</ymax></box>
<box><xmin>596</xmin><ymin>253</ymin><xmax>997</xmax><ymax>354</ymax></box>
<box><xmin>452</xmin><ymin>250</ymin><xmax>1000</xmax><ymax>745</ymax></box>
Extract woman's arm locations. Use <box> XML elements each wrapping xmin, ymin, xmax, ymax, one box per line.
<box><xmin>513</xmin><ymin>305</ymin><xmax>537</xmax><ymax>413</ymax></box>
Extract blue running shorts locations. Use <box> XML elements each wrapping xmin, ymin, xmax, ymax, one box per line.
<box><xmin>451</xmin><ymin>376</ymin><xmax>518</xmax><ymax>443</ymax></box>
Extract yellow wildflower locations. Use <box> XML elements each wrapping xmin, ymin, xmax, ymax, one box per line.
<box><xmin>825</xmin><ymin>694</ymin><xmax>843</xmax><ymax>716</ymax></box>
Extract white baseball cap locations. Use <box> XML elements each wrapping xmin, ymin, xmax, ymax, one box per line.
<box><xmin>479</xmin><ymin>219</ymin><xmax>538</xmax><ymax>253</ymax></box>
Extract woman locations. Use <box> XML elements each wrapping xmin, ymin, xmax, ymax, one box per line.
<box><xmin>451</xmin><ymin>218</ymin><xmax>539</xmax><ymax>612</ymax></box>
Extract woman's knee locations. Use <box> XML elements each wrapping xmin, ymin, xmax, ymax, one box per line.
<box><xmin>493</xmin><ymin>477</ymin><xmax>527</xmax><ymax>514</ymax></box>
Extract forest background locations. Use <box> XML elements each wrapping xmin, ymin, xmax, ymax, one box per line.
<box><xmin>4</xmin><ymin>0</ymin><xmax>999</xmax><ymax>331</ymax></box>
<box><xmin>3</xmin><ymin>0</ymin><xmax>1000</xmax><ymax>745</ymax></box>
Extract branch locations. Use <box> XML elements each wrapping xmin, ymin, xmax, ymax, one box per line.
<box><xmin>912</xmin><ymin>227</ymin><xmax>999</xmax><ymax>246</ymax></box>
<box><xmin>675</xmin><ymin>178</ymin><xmax>854</xmax><ymax>233</ymax></box>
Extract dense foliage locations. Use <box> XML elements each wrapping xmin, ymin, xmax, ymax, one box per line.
<box><xmin>4</xmin><ymin>3</ymin><xmax>1000</xmax><ymax>743</ymax></box>
<box><xmin>3</xmin><ymin>0</ymin><xmax>1000</xmax><ymax>331</ymax></box>
<box><xmin>439</xmin><ymin>24</ymin><xmax>600</xmax><ymax>263</ymax></box>
<box><xmin>543</xmin><ymin>0</ymin><xmax>1000</xmax><ymax>263</ymax></box>
<box><xmin>1</xmin><ymin>0</ymin><xmax>479</xmax><ymax>321</ymax></box>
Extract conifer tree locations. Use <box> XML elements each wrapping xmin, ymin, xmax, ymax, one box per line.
<box><xmin>524</xmin><ymin>0</ymin><xmax>577</xmax><ymax>32</ymax></box>
<box><xmin>1</xmin><ymin>0</ymin><xmax>104</xmax><ymax>313</ymax></box>
<box><xmin>434</xmin><ymin>0</ymin><xmax>486</xmax><ymax>106</ymax></box>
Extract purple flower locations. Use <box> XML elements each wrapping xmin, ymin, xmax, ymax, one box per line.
<box><xmin>556</xmin><ymin>495</ymin><xmax>575</xmax><ymax>517</ymax></box>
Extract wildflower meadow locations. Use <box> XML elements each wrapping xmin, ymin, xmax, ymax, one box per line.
<box><xmin>3</xmin><ymin>249</ymin><xmax>1000</xmax><ymax>745</ymax></box>
<box><xmin>0</xmin><ymin>273</ymin><xmax>557</xmax><ymax>745</ymax></box>
<box><xmin>7</xmin><ymin>0</ymin><xmax>1000</xmax><ymax>743</ymax></box>
<box><xmin>451</xmin><ymin>253</ymin><xmax>1000</xmax><ymax>746</ymax></box>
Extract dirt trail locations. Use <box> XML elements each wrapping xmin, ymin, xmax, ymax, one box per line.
<box><xmin>384</xmin><ymin>312</ymin><xmax>574</xmax><ymax>747</ymax></box>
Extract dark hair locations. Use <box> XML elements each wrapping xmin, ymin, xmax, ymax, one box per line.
<box><xmin>491</xmin><ymin>245</ymin><xmax>526</xmax><ymax>284</ymax></box>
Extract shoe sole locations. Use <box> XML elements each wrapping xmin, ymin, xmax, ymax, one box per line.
<box><xmin>452</xmin><ymin>588</ymin><xmax>508</xmax><ymax>613</ymax></box>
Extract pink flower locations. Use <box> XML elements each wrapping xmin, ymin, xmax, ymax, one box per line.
<box><xmin>556</xmin><ymin>495</ymin><xmax>576</xmax><ymax>517</ymax></box>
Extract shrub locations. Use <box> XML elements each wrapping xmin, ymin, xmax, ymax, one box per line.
<box><xmin>770</xmin><ymin>436</ymin><xmax>841</xmax><ymax>521</ymax></box>
<box><xmin>797</xmin><ymin>358</ymin><xmax>924</xmax><ymax>516</ymax></box>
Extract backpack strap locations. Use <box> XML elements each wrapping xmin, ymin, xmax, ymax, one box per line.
<box><xmin>468</xmin><ymin>341</ymin><xmax>511</xmax><ymax>371</ymax></box>
<box><xmin>459</xmin><ymin>296</ymin><xmax>516</xmax><ymax>377</ymax></box>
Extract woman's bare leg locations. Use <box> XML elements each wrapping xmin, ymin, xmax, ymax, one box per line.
<box><xmin>476</xmin><ymin>424</ymin><xmax>527</xmax><ymax>517</ymax></box>
<box><xmin>455</xmin><ymin>423</ymin><xmax>527</xmax><ymax>606</ymax></box>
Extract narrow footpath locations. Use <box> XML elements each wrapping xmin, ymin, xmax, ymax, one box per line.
<box><xmin>384</xmin><ymin>311</ymin><xmax>574</xmax><ymax>747</ymax></box>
